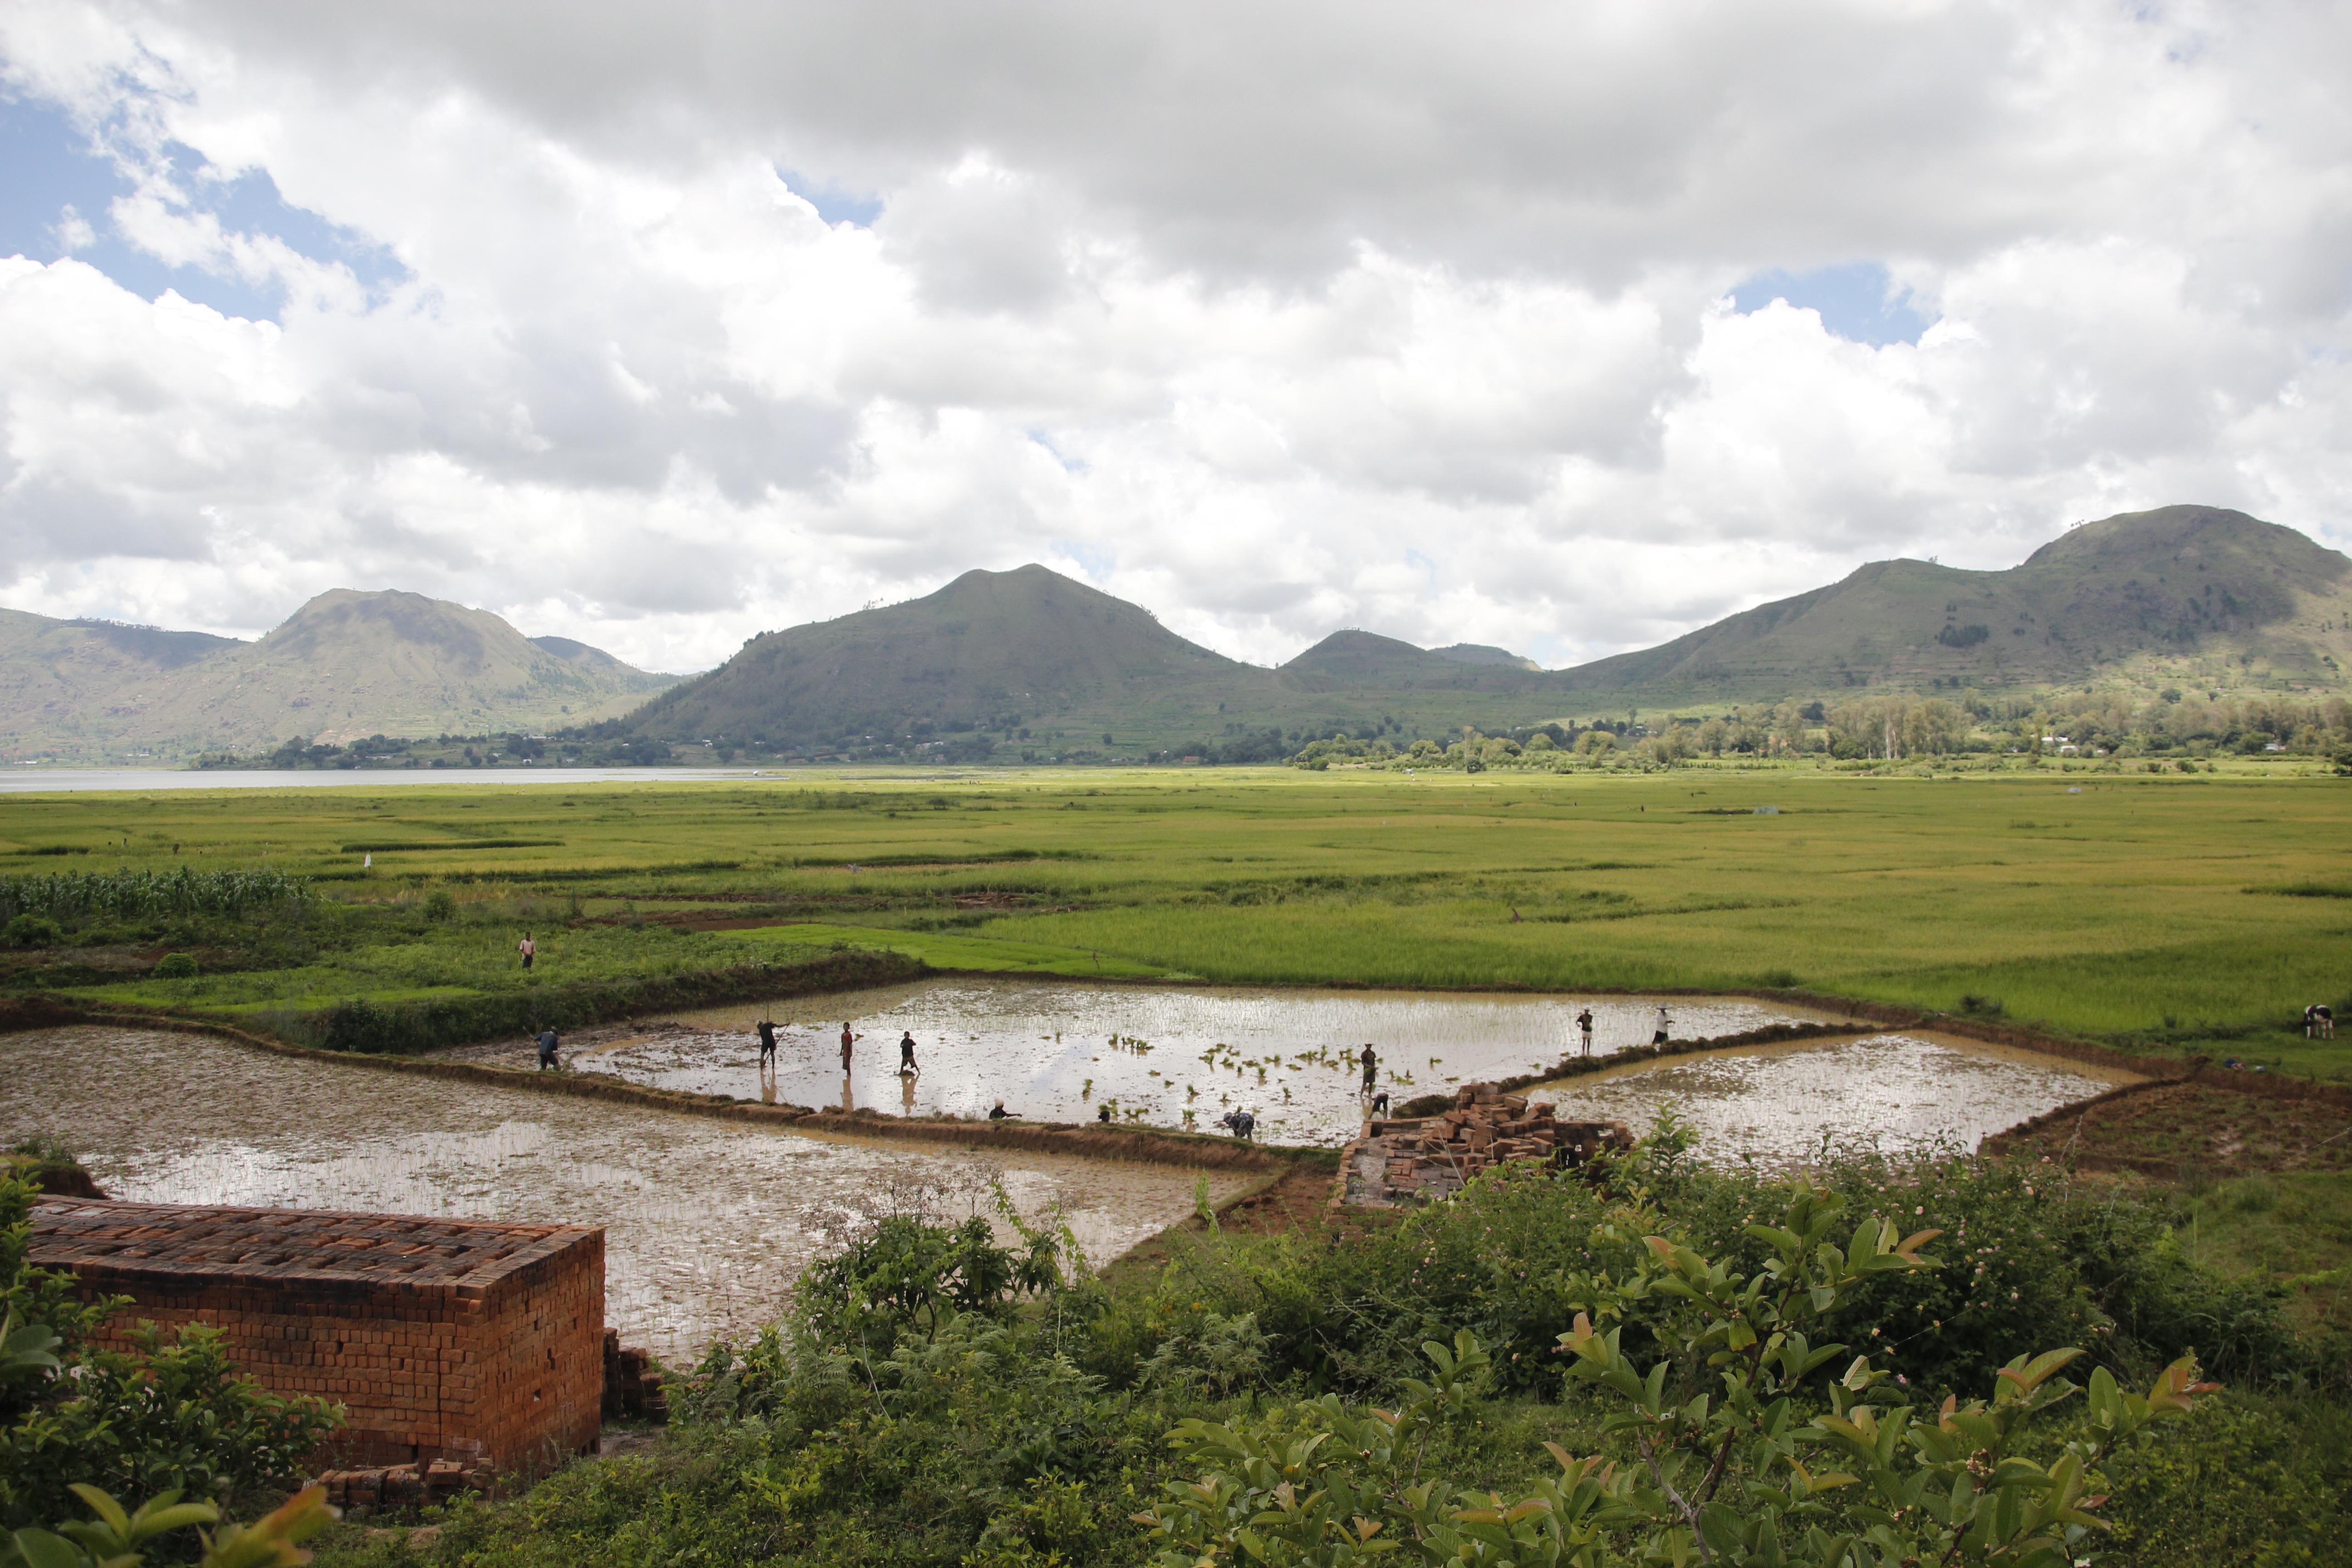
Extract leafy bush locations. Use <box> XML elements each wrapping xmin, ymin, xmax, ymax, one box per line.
<box><xmin>420</xmin><ymin>891</ymin><xmax>456</xmax><ymax>923</ymax></box>
<box><xmin>153</xmin><ymin>953</ymin><xmax>199</xmax><ymax>980</ymax></box>
<box><xmin>0</xmin><ymin>917</ymin><xmax>61</xmax><ymax>951</ymax></box>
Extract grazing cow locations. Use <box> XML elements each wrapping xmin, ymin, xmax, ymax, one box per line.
<box><xmin>2307</xmin><ymin>1004</ymin><xmax>2336</xmax><ymax>1040</ymax></box>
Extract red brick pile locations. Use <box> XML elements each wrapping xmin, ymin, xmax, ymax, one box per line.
<box><xmin>29</xmin><ymin>1198</ymin><xmax>607</xmax><ymax>1472</ymax></box>
<box><xmin>315</xmin><ymin>1458</ymin><xmax>488</xmax><ymax>1513</ymax></box>
<box><xmin>603</xmin><ymin>1329</ymin><xmax>669</xmax><ymax>1424</ymax></box>
<box><xmin>1337</xmin><ymin>1085</ymin><xmax>1632</xmax><ymax>1208</ymax></box>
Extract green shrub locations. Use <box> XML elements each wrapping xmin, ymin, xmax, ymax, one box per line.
<box><xmin>421</xmin><ymin>890</ymin><xmax>456</xmax><ymax>922</ymax></box>
<box><xmin>152</xmin><ymin>953</ymin><xmax>198</xmax><ymax>980</ymax></box>
<box><xmin>0</xmin><ymin>915</ymin><xmax>63</xmax><ymax>950</ymax></box>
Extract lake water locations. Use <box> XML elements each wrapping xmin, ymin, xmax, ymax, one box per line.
<box><xmin>558</xmin><ymin>979</ymin><xmax>1833</xmax><ymax>1146</ymax></box>
<box><xmin>1</xmin><ymin>1025</ymin><xmax>1250</xmax><ymax>1365</ymax></box>
<box><xmin>0</xmin><ymin>767</ymin><xmax>800</xmax><ymax>793</ymax></box>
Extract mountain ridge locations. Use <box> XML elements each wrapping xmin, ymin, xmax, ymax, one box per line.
<box><xmin>0</xmin><ymin>590</ymin><xmax>676</xmax><ymax>763</ymax></box>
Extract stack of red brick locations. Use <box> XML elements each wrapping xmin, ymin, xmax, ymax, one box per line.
<box><xmin>28</xmin><ymin>1197</ymin><xmax>607</xmax><ymax>1472</ymax></box>
<box><xmin>603</xmin><ymin>1329</ymin><xmax>669</xmax><ymax>1424</ymax></box>
<box><xmin>1338</xmin><ymin>1085</ymin><xmax>1632</xmax><ymax>1208</ymax></box>
<box><xmin>314</xmin><ymin>1458</ymin><xmax>488</xmax><ymax>1514</ymax></box>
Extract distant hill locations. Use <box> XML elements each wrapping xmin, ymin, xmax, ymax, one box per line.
<box><xmin>1558</xmin><ymin>505</ymin><xmax>2352</xmax><ymax>699</ymax></box>
<box><xmin>629</xmin><ymin>567</ymin><xmax>1573</xmax><ymax>758</ymax></box>
<box><xmin>633</xmin><ymin>564</ymin><xmax>1249</xmax><ymax>743</ymax></box>
<box><xmin>0</xmin><ymin>590</ymin><xmax>676</xmax><ymax>763</ymax></box>
<box><xmin>628</xmin><ymin>507</ymin><xmax>2349</xmax><ymax>761</ymax></box>
<box><xmin>1275</xmin><ymin>630</ymin><xmax>1551</xmax><ymax>693</ymax></box>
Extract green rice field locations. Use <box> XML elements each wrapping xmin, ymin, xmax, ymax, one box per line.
<box><xmin>2</xmin><ymin>763</ymin><xmax>2347</xmax><ymax>1072</ymax></box>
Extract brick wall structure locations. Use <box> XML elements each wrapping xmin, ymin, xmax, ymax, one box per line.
<box><xmin>29</xmin><ymin>1198</ymin><xmax>605</xmax><ymax>1472</ymax></box>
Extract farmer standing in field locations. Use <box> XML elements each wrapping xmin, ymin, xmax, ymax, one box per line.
<box><xmin>536</xmin><ymin>1026</ymin><xmax>560</xmax><ymax>1070</ymax></box>
<box><xmin>1651</xmin><ymin>1005</ymin><xmax>1671</xmax><ymax>1045</ymax></box>
<box><xmin>756</xmin><ymin>1018</ymin><xmax>777</xmax><ymax>1067</ymax></box>
<box><xmin>840</xmin><ymin>1022</ymin><xmax>858</xmax><ymax>1072</ymax></box>
<box><xmin>1359</xmin><ymin>1043</ymin><xmax>1378</xmax><ymax>1092</ymax></box>
<box><xmin>899</xmin><ymin>1030</ymin><xmax>920</xmax><ymax>1074</ymax></box>
<box><xmin>518</xmin><ymin>932</ymin><xmax>536</xmax><ymax>970</ymax></box>
<box><xmin>1576</xmin><ymin>1008</ymin><xmax>1595</xmax><ymax>1055</ymax></box>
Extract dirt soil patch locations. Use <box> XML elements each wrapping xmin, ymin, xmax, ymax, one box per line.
<box><xmin>2001</xmin><ymin>1080</ymin><xmax>2352</xmax><ymax>1176</ymax></box>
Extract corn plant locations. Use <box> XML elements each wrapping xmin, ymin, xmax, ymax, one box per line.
<box><xmin>0</xmin><ymin>869</ymin><xmax>310</xmax><ymax>924</ymax></box>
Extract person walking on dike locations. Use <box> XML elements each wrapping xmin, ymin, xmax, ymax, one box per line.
<box><xmin>1651</xmin><ymin>1005</ymin><xmax>1671</xmax><ymax>1046</ymax></box>
<box><xmin>839</xmin><ymin>1022</ymin><xmax>858</xmax><ymax>1073</ymax></box>
<box><xmin>518</xmin><ymin>932</ymin><xmax>536</xmax><ymax>971</ymax></box>
<box><xmin>1359</xmin><ymin>1043</ymin><xmax>1378</xmax><ymax>1092</ymax></box>
<box><xmin>899</xmin><ymin>1030</ymin><xmax>920</xmax><ymax>1075</ymax></box>
<box><xmin>756</xmin><ymin>1018</ymin><xmax>778</xmax><ymax>1067</ymax></box>
<box><xmin>536</xmin><ymin>1026</ymin><xmax>561</xmax><ymax>1071</ymax></box>
<box><xmin>1577</xmin><ymin>1007</ymin><xmax>1595</xmax><ymax>1055</ymax></box>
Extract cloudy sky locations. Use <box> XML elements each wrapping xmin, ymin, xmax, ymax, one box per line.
<box><xmin>2</xmin><ymin>1</ymin><xmax>2348</xmax><ymax>674</ymax></box>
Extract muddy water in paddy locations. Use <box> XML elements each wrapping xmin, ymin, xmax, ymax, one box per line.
<box><xmin>1529</xmin><ymin>1032</ymin><xmax>2137</xmax><ymax>1163</ymax></box>
<box><xmin>560</xmin><ymin>980</ymin><xmax>1835</xmax><ymax>1146</ymax></box>
<box><xmin>0</xmin><ymin>1026</ymin><xmax>1251</xmax><ymax>1366</ymax></box>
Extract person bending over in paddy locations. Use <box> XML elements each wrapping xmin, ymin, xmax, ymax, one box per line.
<box><xmin>518</xmin><ymin>932</ymin><xmax>536</xmax><ymax>971</ymax></box>
<box><xmin>536</xmin><ymin>1027</ymin><xmax>561</xmax><ymax>1071</ymax></box>
<box><xmin>1220</xmin><ymin>1108</ymin><xmax>1255</xmax><ymax>1141</ymax></box>
<box><xmin>899</xmin><ymin>1031</ymin><xmax>920</xmax><ymax>1074</ymax></box>
<box><xmin>756</xmin><ymin>1019</ymin><xmax>778</xmax><ymax>1067</ymax></box>
<box><xmin>989</xmin><ymin>1099</ymin><xmax>1017</xmax><ymax>1120</ymax></box>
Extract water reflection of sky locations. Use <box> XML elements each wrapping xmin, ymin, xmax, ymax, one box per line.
<box><xmin>588</xmin><ymin>981</ymin><xmax>1831</xmax><ymax>1146</ymax></box>
<box><xmin>1532</xmin><ymin>1033</ymin><xmax>2131</xmax><ymax>1164</ymax></box>
<box><xmin>2</xmin><ymin>1027</ymin><xmax>1248</xmax><ymax>1366</ymax></box>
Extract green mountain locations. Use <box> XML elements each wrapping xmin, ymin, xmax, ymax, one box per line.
<box><xmin>0</xmin><ymin>590</ymin><xmax>676</xmax><ymax>763</ymax></box>
<box><xmin>629</xmin><ymin>567</ymin><xmax>1567</xmax><ymax>759</ymax></box>
<box><xmin>625</xmin><ymin>506</ymin><xmax>2349</xmax><ymax>760</ymax></box>
<box><xmin>1276</xmin><ymin>630</ymin><xmax>1552</xmax><ymax>694</ymax></box>
<box><xmin>1557</xmin><ymin>505</ymin><xmax>2351</xmax><ymax>700</ymax></box>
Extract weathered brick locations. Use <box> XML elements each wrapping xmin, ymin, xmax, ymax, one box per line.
<box><xmin>29</xmin><ymin>1198</ymin><xmax>605</xmax><ymax>1471</ymax></box>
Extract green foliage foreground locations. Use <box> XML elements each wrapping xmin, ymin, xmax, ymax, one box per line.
<box><xmin>300</xmin><ymin>1136</ymin><xmax>2347</xmax><ymax>1568</ymax></box>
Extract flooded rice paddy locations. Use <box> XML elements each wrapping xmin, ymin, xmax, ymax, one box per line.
<box><xmin>577</xmin><ymin>979</ymin><xmax>1830</xmax><ymax>1146</ymax></box>
<box><xmin>1530</xmin><ymin>1032</ymin><xmax>2134</xmax><ymax>1163</ymax></box>
<box><xmin>1</xmin><ymin>1026</ymin><xmax>1252</xmax><ymax>1366</ymax></box>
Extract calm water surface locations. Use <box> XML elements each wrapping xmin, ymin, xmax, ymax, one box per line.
<box><xmin>577</xmin><ymin>979</ymin><xmax>1832</xmax><ymax>1146</ymax></box>
<box><xmin>2</xmin><ymin>1026</ymin><xmax>1248</xmax><ymax>1364</ymax></box>
<box><xmin>1530</xmin><ymin>1032</ymin><xmax>2133</xmax><ymax>1161</ymax></box>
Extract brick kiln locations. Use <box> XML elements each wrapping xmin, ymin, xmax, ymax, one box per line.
<box><xmin>29</xmin><ymin>1198</ymin><xmax>605</xmax><ymax>1472</ymax></box>
<box><xmin>1337</xmin><ymin>1084</ymin><xmax>1632</xmax><ymax>1208</ymax></box>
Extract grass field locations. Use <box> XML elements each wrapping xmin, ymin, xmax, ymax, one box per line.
<box><xmin>3</xmin><ymin>762</ymin><xmax>2348</xmax><ymax>1071</ymax></box>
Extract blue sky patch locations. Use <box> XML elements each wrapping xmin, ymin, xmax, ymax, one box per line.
<box><xmin>1730</xmin><ymin>260</ymin><xmax>1935</xmax><ymax>346</ymax></box>
<box><xmin>0</xmin><ymin>93</ymin><xmax>404</xmax><ymax>321</ymax></box>
<box><xmin>777</xmin><ymin>168</ymin><xmax>883</xmax><ymax>227</ymax></box>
